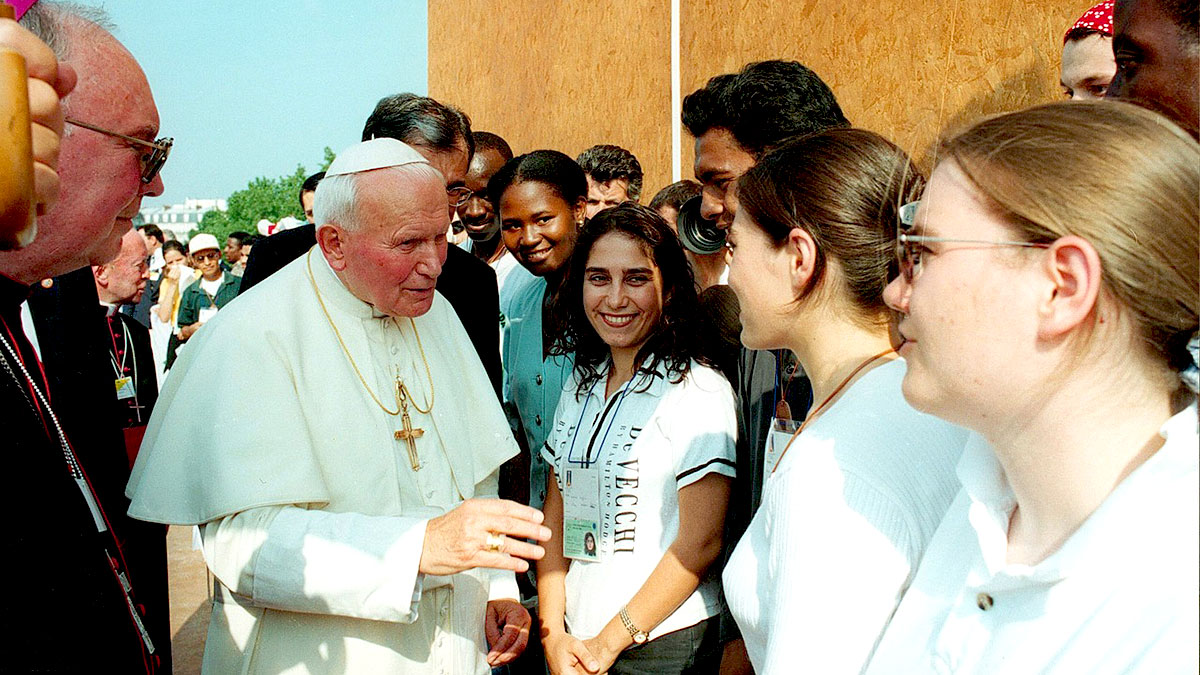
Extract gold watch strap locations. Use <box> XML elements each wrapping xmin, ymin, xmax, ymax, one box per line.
<box><xmin>619</xmin><ymin>606</ymin><xmax>647</xmax><ymax>642</ymax></box>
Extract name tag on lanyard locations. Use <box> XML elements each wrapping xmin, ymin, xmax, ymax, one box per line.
<box><xmin>198</xmin><ymin>306</ymin><xmax>218</xmax><ymax>323</ymax></box>
<box><xmin>764</xmin><ymin>417</ymin><xmax>802</xmax><ymax>483</ymax></box>
<box><xmin>114</xmin><ymin>376</ymin><xmax>136</xmax><ymax>400</ymax></box>
<box><xmin>562</xmin><ymin>465</ymin><xmax>601</xmax><ymax>561</ymax></box>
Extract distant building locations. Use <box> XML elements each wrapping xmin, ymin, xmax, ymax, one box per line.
<box><xmin>139</xmin><ymin>198</ymin><xmax>228</xmax><ymax>241</ymax></box>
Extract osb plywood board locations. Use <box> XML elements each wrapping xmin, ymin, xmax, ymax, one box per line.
<box><xmin>431</xmin><ymin>1</ymin><xmax>1093</xmax><ymax>195</ymax></box>
<box><xmin>681</xmin><ymin>0</ymin><xmax>1092</xmax><ymax>174</ymax></box>
<box><xmin>429</xmin><ymin>0</ymin><xmax>674</xmax><ymax>198</ymax></box>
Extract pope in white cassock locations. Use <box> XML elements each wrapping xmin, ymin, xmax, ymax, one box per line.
<box><xmin>126</xmin><ymin>138</ymin><xmax>551</xmax><ymax>674</ymax></box>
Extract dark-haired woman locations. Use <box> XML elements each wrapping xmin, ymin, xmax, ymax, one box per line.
<box><xmin>491</xmin><ymin>150</ymin><xmax>586</xmax><ymax>510</ymax></box>
<box><xmin>720</xmin><ymin>129</ymin><xmax>968</xmax><ymax>674</ymax></box>
<box><xmin>538</xmin><ymin>204</ymin><xmax>736</xmax><ymax>675</ymax></box>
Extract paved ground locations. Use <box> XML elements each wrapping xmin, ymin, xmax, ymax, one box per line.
<box><xmin>166</xmin><ymin>525</ymin><xmax>210</xmax><ymax>674</ymax></box>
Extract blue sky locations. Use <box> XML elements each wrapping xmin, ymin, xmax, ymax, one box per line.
<box><xmin>96</xmin><ymin>0</ymin><xmax>428</xmax><ymax>207</ymax></box>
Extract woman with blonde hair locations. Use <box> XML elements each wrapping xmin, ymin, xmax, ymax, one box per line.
<box><xmin>867</xmin><ymin>101</ymin><xmax>1199</xmax><ymax>673</ymax></box>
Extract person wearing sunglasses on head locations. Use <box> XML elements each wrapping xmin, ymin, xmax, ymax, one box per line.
<box><xmin>719</xmin><ymin>128</ymin><xmax>970</xmax><ymax>675</ymax></box>
<box><xmin>866</xmin><ymin>101</ymin><xmax>1198</xmax><ymax>674</ymax></box>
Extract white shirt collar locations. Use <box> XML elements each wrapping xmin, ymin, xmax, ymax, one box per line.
<box><xmin>957</xmin><ymin>402</ymin><xmax>1199</xmax><ymax>582</ymax></box>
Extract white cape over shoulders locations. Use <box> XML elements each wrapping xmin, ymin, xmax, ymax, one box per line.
<box><xmin>126</xmin><ymin>247</ymin><xmax>517</xmax><ymax>525</ymax></box>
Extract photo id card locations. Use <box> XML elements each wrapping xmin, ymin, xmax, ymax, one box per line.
<box><xmin>114</xmin><ymin>376</ymin><xmax>136</xmax><ymax>401</ymax></box>
<box><xmin>562</xmin><ymin>466</ymin><xmax>601</xmax><ymax>562</ymax></box>
<box><xmin>198</xmin><ymin>306</ymin><xmax>218</xmax><ymax>323</ymax></box>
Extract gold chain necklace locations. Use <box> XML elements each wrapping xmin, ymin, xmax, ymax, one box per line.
<box><xmin>306</xmin><ymin>251</ymin><xmax>435</xmax><ymax>417</ymax></box>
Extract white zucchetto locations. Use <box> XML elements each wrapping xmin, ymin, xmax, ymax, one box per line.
<box><xmin>326</xmin><ymin>138</ymin><xmax>429</xmax><ymax>177</ymax></box>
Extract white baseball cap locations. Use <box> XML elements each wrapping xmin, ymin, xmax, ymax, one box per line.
<box><xmin>187</xmin><ymin>233</ymin><xmax>220</xmax><ymax>255</ymax></box>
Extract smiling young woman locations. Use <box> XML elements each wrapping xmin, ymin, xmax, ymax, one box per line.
<box><xmin>488</xmin><ymin>150</ymin><xmax>587</xmax><ymax>511</ymax></box>
<box><xmin>537</xmin><ymin>204</ymin><xmax>736</xmax><ymax>675</ymax></box>
<box><xmin>867</xmin><ymin>101</ymin><xmax>1199</xmax><ymax>674</ymax></box>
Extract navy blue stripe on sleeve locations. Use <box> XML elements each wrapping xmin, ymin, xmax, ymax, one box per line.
<box><xmin>676</xmin><ymin>457</ymin><xmax>737</xmax><ymax>483</ymax></box>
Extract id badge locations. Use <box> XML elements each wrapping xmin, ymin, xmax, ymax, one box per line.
<box><xmin>764</xmin><ymin>418</ymin><xmax>802</xmax><ymax>483</ymax></box>
<box><xmin>114</xmin><ymin>376</ymin><xmax>136</xmax><ymax>401</ymax></box>
<box><xmin>562</xmin><ymin>466</ymin><xmax>602</xmax><ymax>562</ymax></box>
<box><xmin>198</xmin><ymin>306</ymin><xmax>218</xmax><ymax>323</ymax></box>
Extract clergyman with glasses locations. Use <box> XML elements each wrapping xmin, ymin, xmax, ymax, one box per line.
<box><xmin>0</xmin><ymin>3</ymin><xmax>173</xmax><ymax>672</ymax></box>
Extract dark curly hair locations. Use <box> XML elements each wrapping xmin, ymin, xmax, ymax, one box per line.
<box><xmin>576</xmin><ymin>144</ymin><xmax>644</xmax><ymax>201</ymax></box>
<box><xmin>549</xmin><ymin>203</ymin><xmax>710</xmax><ymax>396</ymax></box>
<box><xmin>682</xmin><ymin>60</ymin><xmax>849</xmax><ymax>158</ymax></box>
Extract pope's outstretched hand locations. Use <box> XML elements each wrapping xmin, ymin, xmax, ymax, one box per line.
<box><xmin>420</xmin><ymin>498</ymin><xmax>551</xmax><ymax>576</ymax></box>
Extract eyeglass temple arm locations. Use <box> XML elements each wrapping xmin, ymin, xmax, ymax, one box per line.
<box><xmin>65</xmin><ymin>117</ymin><xmax>162</xmax><ymax>149</ymax></box>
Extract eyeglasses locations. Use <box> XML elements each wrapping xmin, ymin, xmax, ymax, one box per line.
<box><xmin>895</xmin><ymin>201</ymin><xmax>1050</xmax><ymax>283</ymax></box>
<box><xmin>447</xmin><ymin>186</ymin><xmax>472</xmax><ymax>208</ymax></box>
<box><xmin>192</xmin><ymin>251</ymin><xmax>220</xmax><ymax>262</ymax></box>
<box><xmin>66</xmin><ymin>118</ymin><xmax>173</xmax><ymax>185</ymax></box>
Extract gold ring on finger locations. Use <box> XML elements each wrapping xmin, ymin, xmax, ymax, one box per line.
<box><xmin>485</xmin><ymin>531</ymin><xmax>506</xmax><ymax>553</ymax></box>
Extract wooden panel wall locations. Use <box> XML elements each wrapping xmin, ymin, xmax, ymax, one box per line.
<box><xmin>428</xmin><ymin>0</ymin><xmax>674</xmax><ymax>195</ymax></box>
<box><xmin>681</xmin><ymin>0</ymin><xmax>1089</xmax><ymax>174</ymax></box>
<box><xmin>431</xmin><ymin>1</ymin><xmax>1093</xmax><ymax>197</ymax></box>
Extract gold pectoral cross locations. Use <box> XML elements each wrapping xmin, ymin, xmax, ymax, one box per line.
<box><xmin>395</xmin><ymin>409</ymin><xmax>424</xmax><ymax>471</ymax></box>
<box><xmin>393</xmin><ymin>375</ymin><xmax>424</xmax><ymax>470</ymax></box>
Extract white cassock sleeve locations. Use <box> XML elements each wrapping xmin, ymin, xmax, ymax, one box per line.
<box><xmin>201</xmin><ymin>507</ymin><xmax>429</xmax><ymax>623</ymax></box>
<box><xmin>200</xmin><ymin>468</ymin><xmax>520</xmax><ymax>623</ymax></box>
<box><xmin>476</xmin><ymin>469</ymin><xmax>521</xmax><ymax>603</ymax></box>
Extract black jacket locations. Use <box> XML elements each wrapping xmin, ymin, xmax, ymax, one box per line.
<box><xmin>2</xmin><ymin>271</ymin><xmax>167</xmax><ymax>673</ymax></box>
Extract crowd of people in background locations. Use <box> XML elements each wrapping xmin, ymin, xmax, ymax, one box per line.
<box><xmin>2</xmin><ymin>0</ymin><xmax>1197</xmax><ymax>673</ymax></box>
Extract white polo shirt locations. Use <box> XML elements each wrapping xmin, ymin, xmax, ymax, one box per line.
<box><xmin>865</xmin><ymin>403</ymin><xmax>1199</xmax><ymax>675</ymax></box>
<box><xmin>542</xmin><ymin>359</ymin><xmax>737</xmax><ymax>641</ymax></box>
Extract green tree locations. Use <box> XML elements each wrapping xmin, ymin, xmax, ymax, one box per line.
<box><xmin>196</xmin><ymin>147</ymin><xmax>336</xmax><ymax>241</ymax></box>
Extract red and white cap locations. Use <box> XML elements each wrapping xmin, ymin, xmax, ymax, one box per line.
<box><xmin>1064</xmin><ymin>1</ymin><xmax>1114</xmax><ymax>43</ymax></box>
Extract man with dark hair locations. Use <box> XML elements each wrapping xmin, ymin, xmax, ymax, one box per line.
<box><xmin>224</xmin><ymin>229</ymin><xmax>251</xmax><ymax>276</ymax></box>
<box><xmin>139</xmin><ymin>223</ymin><xmax>165</xmax><ymax>271</ymax></box>
<box><xmin>650</xmin><ymin>180</ymin><xmax>726</xmax><ymax>290</ymax></box>
<box><xmin>649</xmin><ymin>179</ymin><xmax>701</xmax><ymax>225</ymax></box>
<box><xmin>576</xmin><ymin>143</ymin><xmax>643</xmax><ymax>218</ymax></box>
<box><xmin>238</xmin><ymin>95</ymin><xmax>502</xmax><ymax>396</ymax></box>
<box><xmin>2</xmin><ymin>3</ymin><xmax>171</xmax><ymax>671</ymax></box>
<box><xmin>125</xmin><ymin>223</ymin><xmax>166</xmax><ymax>328</ymax></box>
<box><xmin>299</xmin><ymin>170</ymin><xmax>324</xmax><ymax>224</ymax></box>
<box><xmin>1107</xmin><ymin>0</ymin><xmax>1199</xmax><ymax>138</ymax></box>
<box><xmin>682</xmin><ymin>59</ymin><xmax>846</xmax><ymax>675</ymax></box>
<box><xmin>683</xmin><ymin>60</ymin><xmax>848</xmax><ymax>228</ymax></box>
<box><xmin>461</xmin><ymin>131</ymin><xmax>517</xmax><ymax>283</ymax></box>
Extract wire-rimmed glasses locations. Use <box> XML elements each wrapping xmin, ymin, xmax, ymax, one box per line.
<box><xmin>895</xmin><ymin>201</ymin><xmax>1050</xmax><ymax>283</ymax></box>
<box><xmin>65</xmin><ymin>118</ymin><xmax>172</xmax><ymax>185</ymax></box>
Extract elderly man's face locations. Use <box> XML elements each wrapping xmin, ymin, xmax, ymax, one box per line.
<box><xmin>56</xmin><ymin>22</ymin><xmax>164</xmax><ymax>269</ymax></box>
<box><xmin>334</xmin><ymin>169</ymin><xmax>449</xmax><ymax>318</ymax></box>
<box><xmin>96</xmin><ymin>229</ymin><xmax>150</xmax><ymax>305</ymax></box>
<box><xmin>1108</xmin><ymin>0</ymin><xmax>1200</xmax><ymax>138</ymax></box>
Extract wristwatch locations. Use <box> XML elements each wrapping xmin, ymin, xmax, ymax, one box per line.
<box><xmin>619</xmin><ymin>606</ymin><xmax>649</xmax><ymax>644</ymax></box>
